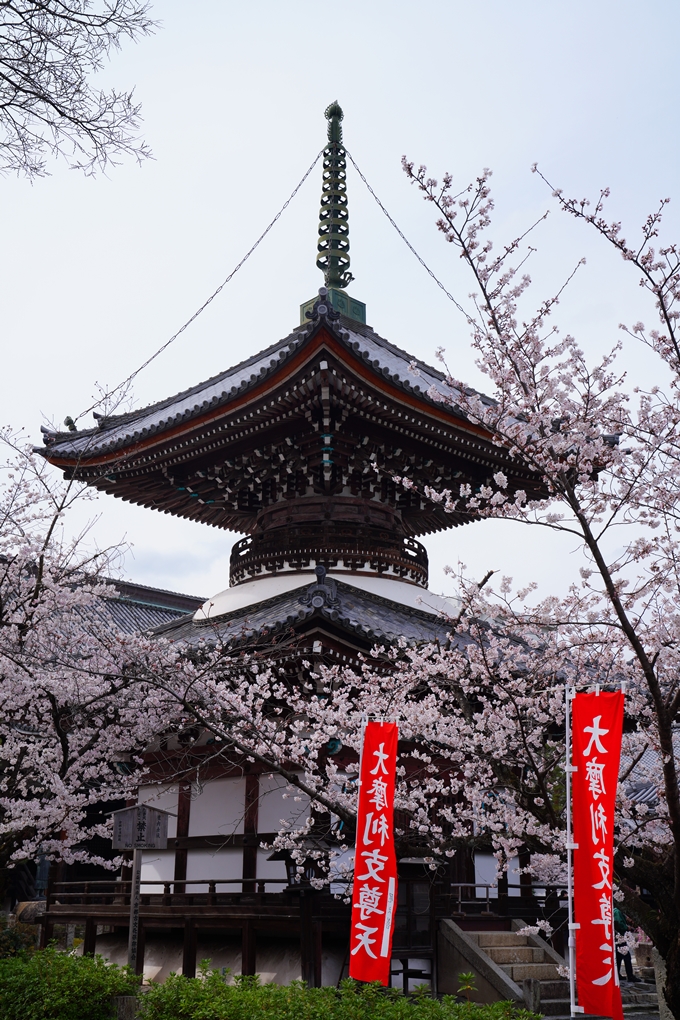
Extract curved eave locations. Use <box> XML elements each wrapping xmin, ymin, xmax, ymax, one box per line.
<box><xmin>39</xmin><ymin>323</ymin><xmax>496</xmax><ymax>471</ymax></box>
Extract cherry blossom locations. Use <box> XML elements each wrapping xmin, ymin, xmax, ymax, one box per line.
<box><xmin>397</xmin><ymin>157</ymin><xmax>680</xmax><ymax>1016</ymax></box>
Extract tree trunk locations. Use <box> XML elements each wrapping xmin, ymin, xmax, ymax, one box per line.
<box><xmin>663</xmin><ymin>930</ymin><xmax>680</xmax><ymax>1020</ymax></box>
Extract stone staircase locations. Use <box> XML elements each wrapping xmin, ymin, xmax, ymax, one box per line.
<box><xmin>464</xmin><ymin>929</ymin><xmax>660</xmax><ymax>1017</ymax></box>
<box><xmin>619</xmin><ymin>982</ymin><xmax>661</xmax><ymax>1016</ymax></box>
<box><xmin>465</xmin><ymin>930</ymin><xmax>570</xmax><ymax>1016</ymax></box>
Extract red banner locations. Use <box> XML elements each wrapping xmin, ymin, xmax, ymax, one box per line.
<box><xmin>572</xmin><ymin>691</ymin><xmax>624</xmax><ymax>1020</ymax></box>
<box><xmin>349</xmin><ymin>721</ymin><xmax>399</xmax><ymax>985</ymax></box>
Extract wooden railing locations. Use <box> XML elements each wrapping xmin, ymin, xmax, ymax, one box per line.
<box><xmin>437</xmin><ymin>882</ymin><xmax>568</xmax><ymax>916</ymax></box>
<box><xmin>47</xmin><ymin>877</ymin><xmax>291</xmax><ymax>910</ymax></box>
<box><xmin>47</xmin><ymin>878</ymin><xmax>568</xmax><ymax>911</ymax></box>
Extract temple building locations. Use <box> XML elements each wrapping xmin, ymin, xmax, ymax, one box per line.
<box><xmin>35</xmin><ymin>105</ymin><xmax>556</xmax><ymax>995</ymax></box>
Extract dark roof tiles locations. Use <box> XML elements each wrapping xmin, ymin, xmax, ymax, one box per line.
<box><xmin>153</xmin><ymin>577</ymin><xmax>458</xmax><ymax>651</ymax></box>
<box><xmin>38</xmin><ymin>310</ymin><xmax>484</xmax><ymax>460</ymax></box>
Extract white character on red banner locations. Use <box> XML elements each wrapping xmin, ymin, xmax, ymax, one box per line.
<box><xmin>368</xmin><ymin>777</ymin><xmax>388</xmax><ymax>811</ymax></box>
<box><xmin>351</xmin><ymin>923</ymin><xmax>379</xmax><ymax>959</ymax></box>
<box><xmin>363</xmin><ymin>811</ymin><xmax>390</xmax><ymax>846</ymax></box>
<box><xmin>354</xmin><ymin>884</ymin><xmax>384</xmax><ymax>920</ymax></box>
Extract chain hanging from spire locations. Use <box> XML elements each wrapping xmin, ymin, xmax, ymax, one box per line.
<box><xmin>316</xmin><ymin>102</ymin><xmax>354</xmax><ymax>290</ymax></box>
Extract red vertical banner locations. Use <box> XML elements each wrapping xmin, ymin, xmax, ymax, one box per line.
<box><xmin>349</xmin><ymin>721</ymin><xmax>399</xmax><ymax>985</ymax></box>
<box><xmin>572</xmin><ymin>692</ymin><xmax>625</xmax><ymax>1020</ymax></box>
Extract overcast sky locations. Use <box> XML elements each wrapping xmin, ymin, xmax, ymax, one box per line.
<box><xmin>3</xmin><ymin>0</ymin><xmax>679</xmax><ymax>601</ymax></box>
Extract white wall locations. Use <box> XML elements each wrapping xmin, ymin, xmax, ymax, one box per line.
<box><xmin>140</xmin><ymin>850</ymin><xmax>175</xmax><ymax>892</ymax></box>
<box><xmin>186</xmin><ymin>848</ymin><xmax>243</xmax><ymax>891</ymax></box>
<box><xmin>255</xmin><ymin>846</ymin><xmax>287</xmax><ymax>885</ymax></box>
<box><xmin>138</xmin><ymin>784</ymin><xmax>179</xmax><ymax>838</ymax></box>
<box><xmin>474</xmin><ymin>852</ymin><xmax>521</xmax><ymax>898</ymax></box>
<box><xmin>189</xmin><ymin>777</ymin><xmax>246</xmax><ymax>836</ymax></box>
<box><xmin>329</xmin><ymin>846</ymin><xmax>354</xmax><ymax>898</ymax></box>
<box><xmin>258</xmin><ymin>773</ymin><xmax>310</xmax><ymax>833</ymax></box>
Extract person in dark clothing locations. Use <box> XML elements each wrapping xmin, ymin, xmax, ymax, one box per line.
<box><xmin>614</xmin><ymin>906</ymin><xmax>641</xmax><ymax>982</ymax></box>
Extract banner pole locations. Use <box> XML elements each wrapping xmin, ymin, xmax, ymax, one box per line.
<box><xmin>565</xmin><ymin>685</ymin><xmax>580</xmax><ymax>1017</ymax></box>
<box><xmin>357</xmin><ymin>712</ymin><xmax>368</xmax><ymax>789</ymax></box>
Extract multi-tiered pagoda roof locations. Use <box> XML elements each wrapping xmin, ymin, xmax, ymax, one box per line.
<box><xmin>38</xmin><ymin>104</ymin><xmax>538</xmax><ymax>657</ymax></box>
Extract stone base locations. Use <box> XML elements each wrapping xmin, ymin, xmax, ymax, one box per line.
<box><xmin>90</xmin><ymin>932</ymin><xmax>345</xmax><ymax>987</ymax></box>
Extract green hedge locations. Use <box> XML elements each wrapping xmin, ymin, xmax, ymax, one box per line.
<box><xmin>0</xmin><ymin>918</ymin><xmax>37</xmax><ymax>958</ymax></box>
<box><xmin>0</xmin><ymin>954</ymin><xmax>541</xmax><ymax>1020</ymax></box>
<box><xmin>0</xmin><ymin>948</ymin><xmax>139</xmax><ymax>1020</ymax></box>
<box><xmin>138</xmin><ymin>972</ymin><xmax>540</xmax><ymax>1020</ymax></box>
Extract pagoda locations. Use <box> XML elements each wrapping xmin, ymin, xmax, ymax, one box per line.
<box><xmin>40</xmin><ymin>103</ymin><xmax>538</xmax><ymax>660</ymax></box>
<box><xmin>35</xmin><ymin>106</ymin><xmax>550</xmax><ymax>991</ymax></box>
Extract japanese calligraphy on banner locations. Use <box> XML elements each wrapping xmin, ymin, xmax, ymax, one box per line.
<box><xmin>572</xmin><ymin>692</ymin><xmax>625</xmax><ymax>1020</ymax></box>
<box><xmin>349</xmin><ymin>721</ymin><xmax>399</xmax><ymax>985</ymax></box>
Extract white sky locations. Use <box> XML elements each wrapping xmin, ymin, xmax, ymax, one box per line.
<box><xmin>2</xmin><ymin>0</ymin><xmax>679</xmax><ymax>601</ymax></box>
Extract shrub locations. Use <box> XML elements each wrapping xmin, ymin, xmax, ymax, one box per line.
<box><xmin>0</xmin><ymin>918</ymin><xmax>37</xmax><ymax>958</ymax></box>
<box><xmin>138</xmin><ymin>970</ymin><xmax>540</xmax><ymax>1020</ymax></box>
<box><xmin>0</xmin><ymin>947</ymin><xmax>140</xmax><ymax>1020</ymax></box>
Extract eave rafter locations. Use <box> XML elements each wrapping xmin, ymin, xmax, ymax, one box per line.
<box><xmin>42</xmin><ymin>322</ymin><xmax>540</xmax><ymax>537</ymax></box>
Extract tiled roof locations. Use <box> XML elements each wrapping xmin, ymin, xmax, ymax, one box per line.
<box><xmin>100</xmin><ymin>580</ymin><xmax>205</xmax><ymax>634</ymax></box>
<box><xmin>104</xmin><ymin>600</ymin><xmax>192</xmax><ymax>634</ymax></box>
<box><xmin>38</xmin><ymin>308</ymin><xmax>490</xmax><ymax>460</ymax></box>
<box><xmin>152</xmin><ymin>575</ymin><xmax>460</xmax><ymax>651</ymax></box>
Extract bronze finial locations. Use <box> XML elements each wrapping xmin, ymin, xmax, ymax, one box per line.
<box><xmin>316</xmin><ymin>102</ymin><xmax>354</xmax><ymax>290</ymax></box>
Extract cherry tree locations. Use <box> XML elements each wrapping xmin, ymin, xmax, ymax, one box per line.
<box><xmin>0</xmin><ymin>0</ymin><xmax>155</xmax><ymax>178</ymax></box>
<box><xmin>387</xmin><ymin>157</ymin><xmax>680</xmax><ymax>1016</ymax></box>
<box><xmin>0</xmin><ymin>435</ymin><xmax>173</xmax><ymax>893</ymax></box>
<box><xmin>0</xmin><ymin>434</ymin><xmax>665</xmax><ymax>1010</ymax></box>
<box><xmin>5</xmin><ymin>159</ymin><xmax>680</xmax><ymax>1009</ymax></box>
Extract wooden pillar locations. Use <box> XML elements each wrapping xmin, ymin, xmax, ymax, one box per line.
<box><xmin>135</xmin><ymin>923</ymin><xmax>146</xmax><ymax>976</ymax></box>
<box><xmin>313</xmin><ymin>922</ymin><xmax>322</xmax><ymax>988</ymax></box>
<box><xmin>240</xmin><ymin>774</ymin><xmax>259</xmax><ymax>974</ymax></box>
<box><xmin>299</xmin><ymin>889</ymin><xmax>320</xmax><ymax>986</ymax></box>
<box><xmin>518</xmin><ymin>849</ymin><xmax>532</xmax><ymax>897</ymax></box>
<box><xmin>497</xmin><ymin>867</ymin><xmax>509</xmax><ymax>916</ymax></box>
<box><xmin>40</xmin><ymin>865</ymin><xmax>55</xmax><ymax>948</ymax></box>
<box><xmin>121</xmin><ymin>799</ymin><xmax>136</xmax><ymax>889</ymax></box>
<box><xmin>243</xmin><ymin>773</ymin><xmax>259</xmax><ymax>893</ymax></box>
<box><xmin>182</xmin><ymin>918</ymin><xmax>197</xmax><ymax>978</ymax></box>
<box><xmin>241</xmin><ymin>921</ymin><xmax>256</xmax><ymax>975</ymax></box>
<box><xmin>174</xmin><ymin>782</ymin><xmax>192</xmax><ymax>886</ymax></box>
<box><xmin>83</xmin><ymin>917</ymin><xmax>97</xmax><ymax>956</ymax></box>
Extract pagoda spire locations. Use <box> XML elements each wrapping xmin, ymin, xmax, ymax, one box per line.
<box><xmin>316</xmin><ymin>102</ymin><xmax>354</xmax><ymax>290</ymax></box>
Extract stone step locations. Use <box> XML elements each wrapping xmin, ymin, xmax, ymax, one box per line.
<box><xmin>620</xmin><ymin>992</ymin><xmax>658</xmax><ymax>1006</ymax></box>
<box><xmin>537</xmin><ymin>999</ymin><xmax>571</xmax><ymax>1016</ymax></box>
<box><xmin>541</xmin><ymin>991</ymin><xmax>657</xmax><ymax>1019</ymax></box>
<box><xmin>546</xmin><ymin>1015</ymin><xmax>610</xmax><ymax>1020</ymax></box>
<box><xmin>544</xmin><ymin>996</ymin><xmax>658</xmax><ymax>1020</ymax></box>
<box><xmin>539</xmin><ymin>980</ymin><xmax>571</xmax><ymax>998</ymax></box>
<box><xmin>499</xmin><ymin>962</ymin><xmax>561</xmax><ymax>981</ymax></box>
<box><xmin>485</xmin><ymin>945</ymin><xmax>545</xmax><ymax>964</ymax></box>
<box><xmin>468</xmin><ymin>931</ymin><xmax>529</xmax><ymax>947</ymax></box>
